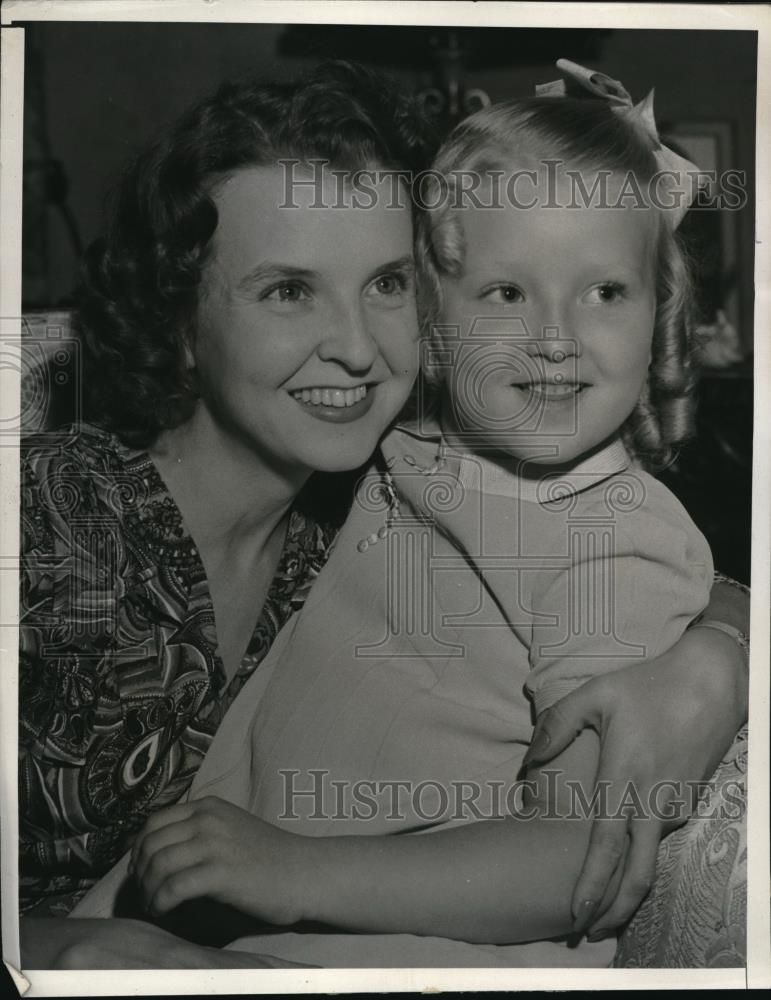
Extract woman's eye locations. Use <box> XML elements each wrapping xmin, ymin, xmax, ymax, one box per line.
<box><xmin>370</xmin><ymin>272</ymin><xmax>410</xmax><ymax>297</ymax></box>
<box><xmin>365</xmin><ymin>271</ymin><xmax>413</xmax><ymax>306</ymax></box>
<box><xmin>585</xmin><ymin>282</ymin><xmax>625</xmax><ymax>304</ymax></box>
<box><xmin>482</xmin><ymin>285</ymin><xmax>525</xmax><ymax>304</ymax></box>
<box><xmin>262</xmin><ymin>283</ymin><xmax>309</xmax><ymax>304</ymax></box>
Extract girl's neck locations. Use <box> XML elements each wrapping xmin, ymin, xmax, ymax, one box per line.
<box><xmin>148</xmin><ymin>409</ymin><xmax>310</xmax><ymax>556</ymax></box>
<box><xmin>438</xmin><ymin>393</ymin><xmax>624</xmax><ymax>483</ymax></box>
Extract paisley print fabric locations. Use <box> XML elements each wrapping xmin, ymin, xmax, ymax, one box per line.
<box><xmin>19</xmin><ymin>424</ymin><xmax>338</xmax><ymax>914</ymax></box>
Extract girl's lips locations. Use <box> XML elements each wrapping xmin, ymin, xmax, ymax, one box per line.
<box><xmin>513</xmin><ymin>382</ymin><xmax>587</xmax><ymax>401</ymax></box>
<box><xmin>290</xmin><ymin>384</ymin><xmax>377</xmax><ymax>424</ymax></box>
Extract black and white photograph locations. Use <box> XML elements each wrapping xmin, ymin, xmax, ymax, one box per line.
<box><xmin>0</xmin><ymin>1</ymin><xmax>768</xmax><ymax>993</ymax></box>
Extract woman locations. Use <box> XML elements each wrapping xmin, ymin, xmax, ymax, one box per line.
<box><xmin>19</xmin><ymin>62</ymin><xmax>749</xmax><ymax>968</ymax></box>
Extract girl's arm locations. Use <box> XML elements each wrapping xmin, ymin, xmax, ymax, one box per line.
<box><xmin>523</xmin><ymin>574</ymin><xmax>750</xmax><ymax>938</ymax></box>
<box><xmin>302</xmin><ymin>730</ymin><xmax>612</xmax><ymax>943</ymax></box>
<box><xmin>132</xmin><ymin>732</ymin><xmax>609</xmax><ymax>945</ymax></box>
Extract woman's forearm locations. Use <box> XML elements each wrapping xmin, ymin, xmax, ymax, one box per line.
<box><xmin>702</xmin><ymin>574</ymin><xmax>750</xmax><ymax>635</ymax></box>
<box><xmin>690</xmin><ymin>574</ymin><xmax>750</xmax><ymax>729</ymax></box>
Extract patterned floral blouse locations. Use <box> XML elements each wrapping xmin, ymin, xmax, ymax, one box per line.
<box><xmin>19</xmin><ymin>423</ymin><xmax>341</xmax><ymax>915</ymax></box>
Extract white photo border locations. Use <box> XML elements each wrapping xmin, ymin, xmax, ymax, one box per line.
<box><xmin>1</xmin><ymin>1</ymin><xmax>768</xmax><ymax>994</ymax></box>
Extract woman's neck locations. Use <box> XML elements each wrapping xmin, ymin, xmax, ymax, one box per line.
<box><xmin>148</xmin><ymin>410</ymin><xmax>310</xmax><ymax>559</ymax></box>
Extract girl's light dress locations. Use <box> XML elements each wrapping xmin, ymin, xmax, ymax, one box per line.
<box><xmin>73</xmin><ymin>420</ymin><xmax>713</xmax><ymax>967</ymax></box>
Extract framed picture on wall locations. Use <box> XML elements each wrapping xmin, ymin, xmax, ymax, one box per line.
<box><xmin>663</xmin><ymin>120</ymin><xmax>746</xmax><ymax>358</ymax></box>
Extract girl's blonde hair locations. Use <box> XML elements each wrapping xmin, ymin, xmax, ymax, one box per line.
<box><xmin>415</xmin><ymin>97</ymin><xmax>698</xmax><ymax>470</ymax></box>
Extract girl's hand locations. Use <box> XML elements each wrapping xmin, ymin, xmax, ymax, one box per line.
<box><xmin>130</xmin><ymin>797</ymin><xmax>308</xmax><ymax>926</ymax></box>
<box><xmin>523</xmin><ymin>626</ymin><xmax>748</xmax><ymax>939</ymax></box>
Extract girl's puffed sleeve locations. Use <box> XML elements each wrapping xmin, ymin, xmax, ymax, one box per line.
<box><xmin>520</xmin><ymin>472</ymin><xmax>714</xmax><ymax>718</ymax></box>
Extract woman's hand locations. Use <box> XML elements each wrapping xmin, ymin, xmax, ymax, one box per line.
<box><xmin>523</xmin><ymin>625</ymin><xmax>748</xmax><ymax>939</ymax></box>
<box><xmin>20</xmin><ymin>916</ymin><xmax>314</xmax><ymax>969</ymax></box>
<box><xmin>130</xmin><ymin>796</ymin><xmax>307</xmax><ymax>926</ymax></box>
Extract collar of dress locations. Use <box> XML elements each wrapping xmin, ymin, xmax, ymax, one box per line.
<box><xmin>387</xmin><ymin>417</ymin><xmax>633</xmax><ymax>506</ymax></box>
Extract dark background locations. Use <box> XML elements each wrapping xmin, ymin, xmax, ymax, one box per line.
<box><xmin>18</xmin><ymin>21</ymin><xmax>756</xmax><ymax>583</ymax></box>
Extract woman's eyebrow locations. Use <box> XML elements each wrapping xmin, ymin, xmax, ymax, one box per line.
<box><xmin>237</xmin><ymin>262</ymin><xmax>317</xmax><ymax>292</ymax></box>
<box><xmin>236</xmin><ymin>256</ymin><xmax>415</xmax><ymax>294</ymax></box>
<box><xmin>365</xmin><ymin>255</ymin><xmax>415</xmax><ymax>282</ymax></box>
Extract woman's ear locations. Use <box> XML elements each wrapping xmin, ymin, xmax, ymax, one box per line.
<box><xmin>181</xmin><ymin>324</ymin><xmax>197</xmax><ymax>372</ymax></box>
<box><xmin>181</xmin><ymin>328</ymin><xmax>200</xmax><ymax>397</ymax></box>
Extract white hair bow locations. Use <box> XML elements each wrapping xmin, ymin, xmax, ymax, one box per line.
<box><xmin>536</xmin><ymin>58</ymin><xmax>704</xmax><ymax>228</ymax></box>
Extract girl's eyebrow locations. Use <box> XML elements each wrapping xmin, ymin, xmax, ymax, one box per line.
<box><xmin>464</xmin><ymin>260</ymin><xmax>646</xmax><ymax>279</ymax></box>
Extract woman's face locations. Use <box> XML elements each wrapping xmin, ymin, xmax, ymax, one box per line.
<box><xmin>190</xmin><ymin>165</ymin><xmax>419</xmax><ymax>474</ymax></box>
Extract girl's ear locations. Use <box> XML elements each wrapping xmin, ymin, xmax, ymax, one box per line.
<box><xmin>421</xmin><ymin>321</ymin><xmax>449</xmax><ymax>389</ymax></box>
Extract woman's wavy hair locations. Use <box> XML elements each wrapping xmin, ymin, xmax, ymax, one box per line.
<box><xmin>78</xmin><ymin>61</ymin><xmax>437</xmax><ymax>447</ymax></box>
<box><xmin>415</xmin><ymin>97</ymin><xmax>699</xmax><ymax>470</ymax></box>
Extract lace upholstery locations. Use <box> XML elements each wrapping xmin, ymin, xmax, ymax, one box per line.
<box><xmin>615</xmin><ymin>724</ymin><xmax>747</xmax><ymax>967</ymax></box>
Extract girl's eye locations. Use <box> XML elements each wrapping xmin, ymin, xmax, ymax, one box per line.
<box><xmin>262</xmin><ymin>283</ymin><xmax>310</xmax><ymax>304</ymax></box>
<box><xmin>482</xmin><ymin>284</ymin><xmax>525</xmax><ymax>304</ymax></box>
<box><xmin>585</xmin><ymin>282</ymin><xmax>626</xmax><ymax>304</ymax></box>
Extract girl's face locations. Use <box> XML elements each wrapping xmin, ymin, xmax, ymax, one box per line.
<box><xmin>191</xmin><ymin>166</ymin><xmax>419</xmax><ymax>475</ymax></box>
<box><xmin>437</xmin><ymin>171</ymin><xmax>658</xmax><ymax>466</ymax></box>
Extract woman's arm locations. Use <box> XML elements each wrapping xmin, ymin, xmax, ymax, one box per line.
<box><xmin>19</xmin><ymin>916</ymin><xmax>314</xmax><ymax>969</ymax></box>
<box><xmin>131</xmin><ymin>734</ymin><xmax>611</xmax><ymax>946</ymax></box>
<box><xmin>523</xmin><ymin>575</ymin><xmax>750</xmax><ymax>938</ymax></box>
<box><xmin>700</xmin><ymin>573</ymin><xmax>751</xmax><ymax>634</ymax></box>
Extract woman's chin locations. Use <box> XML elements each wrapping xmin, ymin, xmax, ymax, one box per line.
<box><xmin>308</xmin><ymin>444</ymin><xmax>376</xmax><ymax>474</ymax></box>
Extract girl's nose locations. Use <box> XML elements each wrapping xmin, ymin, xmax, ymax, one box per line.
<box><xmin>525</xmin><ymin>327</ymin><xmax>580</xmax><ymax>362</ymax></box>
<box><xmin>317</xmin><ymin>306</ymin><xmax>379</xmax><ymax>373</ymax></box>
<box><xmin>542</xmin><ymin>337</ymin><xmax>579</xmax><ymax>362</ymax></box>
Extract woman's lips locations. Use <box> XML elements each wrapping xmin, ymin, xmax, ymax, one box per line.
<box><xmin>292</xmin><ymin>386</ymin><xmax>367</xmax><ymax>408</ymax></box>
<box><xmin>290</xmin><ymin>384</ymin><xmax>376</xmax><ymax>423</ymax></box>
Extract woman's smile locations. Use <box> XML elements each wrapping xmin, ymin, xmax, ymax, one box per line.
<box><xmin>289</xmin><ymin>383</ymin><xmax>376</xmax><ymax>423</ymax></box>
<box><xmin>291</xmin><ymin>385</ymin><xmax>368</xmax><ymax>407</ymax></box>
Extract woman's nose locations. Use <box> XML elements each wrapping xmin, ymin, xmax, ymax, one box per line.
<box><xmin>317</xmin><ymin>306</ymin><xmax>379</xmax><ymax>372</ymax></box>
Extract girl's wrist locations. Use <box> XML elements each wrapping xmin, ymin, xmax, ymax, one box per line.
<box><xmin>286</xmin><ymin>832</ymin><xmax>340</xmax><ymax>926</ymax></box>
<box><xmin>294</xmin><ymin>834</ymin><xmax>378</xmax><ymax>930</ymax></box>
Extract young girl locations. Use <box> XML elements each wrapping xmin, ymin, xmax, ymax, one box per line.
<box><xmin>74</xmin><ymin>63</ymin><xmax>742</xmax><ymax>968</ymax></box>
